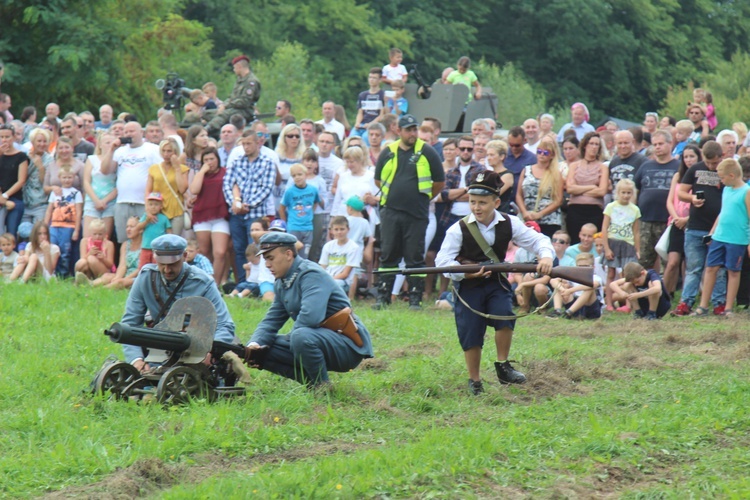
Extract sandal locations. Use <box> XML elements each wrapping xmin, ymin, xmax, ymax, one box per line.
<box><xmin>690</xmin><ymin>307</ymin><xmax>709</xmax><ymax>317</ymax></box>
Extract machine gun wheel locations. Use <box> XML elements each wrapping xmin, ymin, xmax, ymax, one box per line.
<box><xmin>156</xmin><ymin>366</ymin><xmax>214</xmax><ymax>405</ymax></box>
<box><xmin>94</xmin><ymin>362</ymin><xmax>141</xmax><ymax>399</ymax></box>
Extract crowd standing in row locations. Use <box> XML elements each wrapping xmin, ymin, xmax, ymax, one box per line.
<box><xmin>3</xmin><ymin>51</ymin><xmax>749</xmax><ymax>392</ymax></box>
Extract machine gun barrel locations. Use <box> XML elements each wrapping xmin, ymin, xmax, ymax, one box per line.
<box><xmin>104</xmin><ymin>323</ymin><xmax>192</xmax><ymax>352</ymax></box>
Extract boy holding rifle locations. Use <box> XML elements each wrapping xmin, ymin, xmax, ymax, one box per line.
<box><xmin>435</xmin><ymin>171</ymin><xmax>555</xmax><ymax>395</ymax></box>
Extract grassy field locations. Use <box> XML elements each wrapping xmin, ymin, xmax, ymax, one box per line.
<box><xmin>1</xmin><ymin>282</ymin><xmax>749</xmax><ymax>499</ymax></box>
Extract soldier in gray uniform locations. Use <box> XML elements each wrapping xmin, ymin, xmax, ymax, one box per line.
<box><xmin>205</xmin><ymin>55</ymin><xmax>260</xmax><ymax>137</ymax></box>
<box><xmin>120</xmin><ymin>234</ymin><xmax>236</xmax><ymax>372</ymax></box>
<box><xmin>245</xmin><ymin>232</ymin><xmax>374</xmax><ymax>388</ymax></box>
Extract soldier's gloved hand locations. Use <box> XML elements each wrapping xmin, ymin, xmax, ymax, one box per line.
<box><xmin>243</xmin><ymin>343</ymin><xmax>269</xmax><ymax>369</ymax></box>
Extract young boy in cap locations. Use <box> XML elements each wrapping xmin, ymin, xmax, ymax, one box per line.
<box><xmin>120</xmin><ymin>234</ymin><xmax>236</xmax><ymax>372</ymax></box>
<box><xmin>137</xmin><ymin>192</ymin><xmax>172</xmax><ymax>269</ymax></box>
<box><xmin>436</xmin><ymin>171</ymin><xmax>555</xmax><ymax>395</ymax></box>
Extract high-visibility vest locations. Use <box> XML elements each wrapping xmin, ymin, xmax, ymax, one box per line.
<box><xmin>379</xmin><ymin>138</ymin><xmax>433</xmax><ymax>205</ymax></box>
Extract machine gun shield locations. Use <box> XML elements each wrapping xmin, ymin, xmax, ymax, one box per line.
<box><xmin>148</xmin><ymin>296</ymin><xmax>217</xmax><ymax>364</ymax></box>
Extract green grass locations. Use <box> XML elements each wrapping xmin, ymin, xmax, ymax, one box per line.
<box><xmin>1</xmin><ymin>283</ymin><xmax>749</xmax><ymax>498</ymax></box>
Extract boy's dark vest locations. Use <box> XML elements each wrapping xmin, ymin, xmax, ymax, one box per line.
<box><xmin>457</xmin><ymin>214</ymin><xmax>512</xmax><ymax>289</ymax></box>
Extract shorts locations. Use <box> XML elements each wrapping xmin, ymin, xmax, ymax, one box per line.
<box><xmin>667</xmin><ymin>224</ymin><xmax>685</xmax><ymax>255</ymax></box>
<box><xmin>234</xmin><ymin>281</ymin><xmax>260</xmax><ymax>296</ymax></box>
<box><xmin>259</xmin><ymin>281</ymin><xmax>274</xmax><ymax>296</ymax></box>
<box><xmin>138</xmin><ymin>249</ymin><xmax>154</xmax><ymax>269</ymax></box>
<box><xmin>636</xmin><ymin>295</ymin><xmax>671</xmax><ymax>318</ymax></box>
<box><xmin>193</xmin><ymin>218</ymin><xmax>230</xmax><ymax>234</ymax></box>
<box><xmin>706</xmin><ymin>240</ymin><xmax>746</xmax><ymax>272</ymax></box>
<box><xmin>84</xmin><ymin>200</ymin><xmax>116</xmax><ymax>218</ymax></box>
<box><xmin>454</xmin><ymin>279</ymin><xmax>515</xmax><ymax>351</ymax></box>
<box><xmin>565</xmin><ymin>299</ymin><xmax>602</xmax><ymax>319</ymax></box>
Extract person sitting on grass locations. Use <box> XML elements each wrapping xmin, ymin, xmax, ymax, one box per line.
<box><xmin>1</xmin><ymin>232</ymin><xmax>18</xmax><ymax>280</ymax></box>
<box><xmin>547</xmin><ymin>252</ymin><xmax>602</xmax><ymax>319</ymax></box>
<box><xmin>690</xmin><ymin>158</ymin><xmax>750</xmax><ymax>318</ymax></box>
<box><xmin>610</xmin><ymin>261</ymin><xmax>671</xmax><ymax>320</ymax></box>
<box><xmin>185</xmin><ymin>238</ymin><xmax>214</xmax><ymax>278</ymax></box>
<box><xmin>14</xmin><ymin>221</ymin><xmax>59</xmax><ymax>282</ymax></box>
<box><xmin>92</xmin><ymin>216</ymin><xmax>142</xmax><ymax>289</ymax></box>
<box><xmin>74</xmin><ymin>218</ymin><xmax>116</xmax><ymax>285</ymax></box>
<box><xmin>137</xmin><ymin>192</ymin><xmax>172</xmax><ymax>270</ymax></box>
<box><xmin>435</xmin><ymin>171</ymin><xmax>554</xmax><ymax>395</ymax></box>
<box><xmin>229</xmin><ymin>243</ymin><xmax>261</xmax><ymax>298</ymax></box>
<box><xmin>319</xmin><ymin>216</ymin><xmax>362</xmax><ymax>295</ymax></box>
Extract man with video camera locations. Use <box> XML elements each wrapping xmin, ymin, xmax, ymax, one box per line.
<box><xmin>205</xmin><ymin>55</ymin><xmax>260</xmax><ymax>137</ymax></box>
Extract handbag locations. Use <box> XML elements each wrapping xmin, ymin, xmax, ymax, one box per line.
<box><xmin>655</xmin><ymin>223</ymin><xmax>672</xmax><ymax>261</ymax></box>
<box><xmin>157</xmin><ymin>163</ymin><xmax>191</xmax><ymax>230</ymax></box>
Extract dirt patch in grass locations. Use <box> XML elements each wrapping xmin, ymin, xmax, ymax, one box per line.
<box><xmin>359</xmin><ymin>357</ymin><xmax>389</xmax><ymax>372</ymax></box>
<box><xmin>501</xmin><ymin>356</ymin><xmax>620</xmax><ymax>403</ymax></box>
<box><xmin>387</xmin><ymin>341</ymin><xmax>444</xmax><ymax>359</ymax></box>
<box><xmin>611</xmin><ymin>352</ymin><xmax>666</xmax><ymax>370</ymax></box>
<box><xmin>45</xmin><ymin>458</ymin><xmax>181</xmax><ymax>499</ymax></box>
<box><xmin>43</xmin><ymin>441</ymin><xmax>371</xmax><ymax>499</ymax></box>
<box><xmin>549</xmin><ymin>460</ymin><xmax>673</xmax><ymax>499</ymax></box>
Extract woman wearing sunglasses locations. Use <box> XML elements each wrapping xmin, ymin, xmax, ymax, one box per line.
<box><xmin>274</xmin><ymin>123</ymin><xmax>306</xmax><ymax>214</ymax></box>
<box><xmin>515</xmin><ymin>136</ymin><xmax>564</xmax><ymax>238</ymax></box>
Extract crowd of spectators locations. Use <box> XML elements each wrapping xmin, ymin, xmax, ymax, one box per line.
<box><xmin>2</xmin><ymin>52</ymin><xmax>749</xmax><ymax>318</ymax></box>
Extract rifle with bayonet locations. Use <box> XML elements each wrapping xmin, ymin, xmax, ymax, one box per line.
<box><xmin>374</xmin><ymin>262</ymin><xmax>594</xmax><ymax>288</ymax></box>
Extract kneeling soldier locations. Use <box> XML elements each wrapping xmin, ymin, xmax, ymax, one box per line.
<box><xmin>245</xmin><ymin>232</ymin><xmax>374</xmax><ymax>389</ymax></box>
<box><xmin>121</xmin><ymin>234</ymin><xmax>236</xmax><ymax>373</ymax></box>
<box><xmin>436</xmin><ymin>171</ymin><xmax>554</xmax><ymax>395</ymax></box>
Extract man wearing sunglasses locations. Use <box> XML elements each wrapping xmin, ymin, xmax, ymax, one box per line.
<box><xmin>440</xmin><ymin>136</ymin><xmax>486</xmax><ymax>230</ymax></box>
<box><xmin>60</xmin><ymin>115</ymin><xmax>94</xmax><ymax>163</ymax></box>
<box><xmin>504</xmin><ymin>126</ymin><xmax>536</xmax><ymax>201</ymax></box>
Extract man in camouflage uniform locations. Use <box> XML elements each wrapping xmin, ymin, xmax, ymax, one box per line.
<box><xmin>205</xmin><ymin>55</ymin><xmax>260</xmax><ymax>137</ymax></box>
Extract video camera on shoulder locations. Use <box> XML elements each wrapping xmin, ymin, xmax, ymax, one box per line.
<box><xmin>155</xmin><ymin>73</ymin><xmax>193</xmax><ymax>111</ymax></box>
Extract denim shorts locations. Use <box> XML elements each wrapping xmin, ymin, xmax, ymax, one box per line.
<box><xmin>706</xmin><ymin>240</ymin><xmax>746</xmax><ymax>272</ymax></box>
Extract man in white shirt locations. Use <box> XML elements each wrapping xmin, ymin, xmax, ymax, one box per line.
<box><xmin>523</xmin><ymin>118</ymin><xmax>541</xmax><ymax>153</ymax></box>
<box><xmin>315</xmin><ymin>101</ymin><xmax>345</xmax><ymax>141</ymax></box>
<box><xmin>101</xmin><ymin>121</ymin><xmax>162</xmax><ymax>242</ymax></box>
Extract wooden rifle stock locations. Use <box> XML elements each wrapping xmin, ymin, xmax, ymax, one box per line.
<box><xmin>374</xmin><ymin>264</ymin><xmax>594</xmax><ymax>287</ymax></box>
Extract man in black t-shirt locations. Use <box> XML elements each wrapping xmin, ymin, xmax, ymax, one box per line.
<box><xmin>633</xmin><ymin>130</ymin><xmax>679</xmax><ymax>268</ymax></box>
<box><xmin>672</xmin><ymin>140</ymin><xmax>726</xmax><ymax>316</ymax></box>
<box><xmin>374</xmin><ymin>114</ymin><xmax>445</xmax><ymax>309</ymax></box>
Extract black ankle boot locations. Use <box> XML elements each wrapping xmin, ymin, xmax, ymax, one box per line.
<box><xmin>494</xmin><ymin>360</ymin><xmax>526</xmax><ymax>384</ymax></box>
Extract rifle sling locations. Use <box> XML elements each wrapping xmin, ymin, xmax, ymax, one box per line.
<box><xmin>150</xmin><ymin>268</ymin><xmax>191</xmax><ymax>324</ymax></box>
<box><xmin>451</xmin><ymin>281</ymin><xmax>557</xmax><ymax>321</ymax></box>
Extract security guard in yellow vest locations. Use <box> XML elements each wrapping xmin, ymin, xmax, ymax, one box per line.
<box><xmin>374</xmin><ymin>114</ymin><xmax>445</xmax><ymax>309</ymax></box>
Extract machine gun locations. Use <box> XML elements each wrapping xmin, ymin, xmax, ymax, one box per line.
<box><xmin>91</xmin><ymin>297</ymin><xmax>266</xmax><ymax>404</ymax></box>
<box><xmin>374</xmin><ymin>263</ymin><xmax>594</xmax><ymax>288</ymax></box>
<box><xmin>408</xmin><ymin>64</ymin><xmax>432</xmax><ymax>99</ymax></box>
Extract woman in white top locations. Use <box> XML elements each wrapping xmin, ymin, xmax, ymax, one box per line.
<box><xmin>82</xmin><ymin>133</ymin><xmax>117</xmax><ymax>238</ymax></box>
<box><xmin>331</xmin><ymin>147</ymin><xmax>379</xmax><ymax>221</ymax></box>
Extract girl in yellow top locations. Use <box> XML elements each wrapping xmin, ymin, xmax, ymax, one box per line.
<box><xmin>146</xmin><ymin>138</ymin><xmax>189</xmax><ymax>236</ymax></box>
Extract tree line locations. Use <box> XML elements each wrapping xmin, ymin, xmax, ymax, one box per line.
<box><xmin>3</xmin><ymin>0</ymin><xmax>750</xmax><ymax>129</ymax></box>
